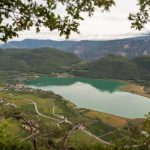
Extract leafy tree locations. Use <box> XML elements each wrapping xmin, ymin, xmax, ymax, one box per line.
<box><xmin>0</xmin><ymin>105</ymin><xmax>38</xmax><ymax>150</ymax></box>
<box><xmin>129</xmin><ymin>0</ymin><xmax>150</xmax><ymax>30</ymax></box>
<box><xmin>0</xmin><ymin>0</ymin><xmax>150</xmax><ymax>42</ymax></box>
<box><xmin>0</xmin><ymin>0</ymin><xmax>115</xmax><ymax>42</ymax></box>
<box><xmin>114</xmin><ymin>113</ymin><xmax>150</xmax><ymax>150</ymax></box>
<box><xmin>0</xmin><ymin>123</ymin><xmax>32</xmax><ymax>150</ymax></box>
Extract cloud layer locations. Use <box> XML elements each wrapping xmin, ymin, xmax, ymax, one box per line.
<box><xmin>10</xmin><ymin>0</ymin><xmax>150</xmax><ymax>41</ymax></box>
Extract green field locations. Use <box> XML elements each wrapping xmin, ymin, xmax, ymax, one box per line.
<box><xmin>0</xmin><ymin>82</ymin><xmax>132</xmax><ymax>149</ymax></box>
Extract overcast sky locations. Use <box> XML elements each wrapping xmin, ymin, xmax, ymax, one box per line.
<box><xmin>11</xmin><ymin>0</ymin><xmax>150</xmax><ymax>41</ymax></box>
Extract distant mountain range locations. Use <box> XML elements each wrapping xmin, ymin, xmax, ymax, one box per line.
<box><xmin>0</xmin><ymin>39</ymin><xmax>76</xmax><ymax>51</ymax></box>
<box><xmin>1</xmin><ymin>35</ymin><xmax>150</xmax><ymax>61</ymax></box>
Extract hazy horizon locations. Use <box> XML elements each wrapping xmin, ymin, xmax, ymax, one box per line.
<box><xmin>1</xmin><ymin>33</ymin><xmax>148</xmax><ymax>43</ymax></box>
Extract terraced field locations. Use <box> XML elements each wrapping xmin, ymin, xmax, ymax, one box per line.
<box><xmin>0</xmin><ymin>81</ymin><xmax>134</xmax><ymax>149</ymax></box>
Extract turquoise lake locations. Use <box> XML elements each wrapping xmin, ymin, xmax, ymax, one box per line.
<box><xmin>27</xmin><ymin>77</ymin><xmax>150</xmax><ymax>118</ymax></box>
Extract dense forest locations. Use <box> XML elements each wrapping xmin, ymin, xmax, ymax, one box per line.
<box><xmin>0</xmin><ymin>48</ymin><xmax>80</xmax><ymax>74</ymax></box>
<box><xmin>0</xmin><ymin>48</ymin><xmax>150</xmax><ymax>82</ymax></box>
<box><xmin>72</xmin><ymin>55</ymin><xmax>150</xmax><ymax>81</ymax></box>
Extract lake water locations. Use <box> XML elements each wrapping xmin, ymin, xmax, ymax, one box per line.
<box><xmin>27</xmin><ymin>77</ymin><xmax>150</xmax><ymax>118</ymax></box>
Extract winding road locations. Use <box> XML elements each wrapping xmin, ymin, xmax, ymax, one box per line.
<box><xmin>80</xmin><ymin>128</ymin><xmax>112</xmax><ymax>145</ymax></box>
<box><xmin>25</xmin><ymin>99</ymin><xmax>112</xmax><ymax>145</ymax></box>
<box><xmin>25</xmin><ymin>99</ymin><xmax>60</xmax><ymax>121</ymax></box>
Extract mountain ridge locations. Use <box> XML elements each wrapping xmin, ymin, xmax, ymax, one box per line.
<box><xmin>1</xmin><ymin>35</ymin><xmax>150</xmax><ymax>61</ymax></box>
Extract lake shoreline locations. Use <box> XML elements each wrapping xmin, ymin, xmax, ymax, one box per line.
<box><xmin>27</xmin><ymin>76</ymin><xmax>150</xmax><ymax>119</ymax></box>
<box><xmin>28</xmin><ymin>74</ymin><xmax>150</xmax><ymax>100</ymax></box>
<box><xmin>120</xmin><ymin>81</ymin><xmax>150</xmax><ymax>99</ymax></box>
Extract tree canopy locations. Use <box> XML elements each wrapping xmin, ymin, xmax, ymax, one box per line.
<box><xmin>0</xmin><ymin>0</ymin><xmax>115</xmax><ymax>42</ymax></box>
<box><xmin>114</xmin><ymin>113</ymin><xmax>150</xmax><ymax>150</ymax></box>
<box><xmin>129</xmin><ymin>0</ymin><xmax>150</xmax><ymax>30</ymax></box>
<box><xmin>0</xmin><ymin>0</ymin><xmax>149</xmax><ymax>42</ymax></box>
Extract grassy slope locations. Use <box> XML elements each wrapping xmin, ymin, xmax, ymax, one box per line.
<box><xmin>1</xmin><ymin>70</ymin><xmax>148</xmax><ymax>149</ymax></box>
<box><xmin>83</xmin><ymin>110</ymin><xmax>129</xmax><ymax>128</ymax></box>
<box><xmin>0</xmin><ymin>83</ymin><xmax>131</xmax><ymax>148</ymax></box>
<box><xmin>67</xmin><ymin>129</ymin><xmax>108</xmax><ymax>150</ymax></box>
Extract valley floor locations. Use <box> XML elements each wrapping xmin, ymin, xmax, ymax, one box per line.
<box><xmin>0</xmin><ymin>82</ymin><xmax>129</xmax><ymax>149</ymax></box>
<box><xmin>0</xmin><ymin>72</ymin><xmax>149</xmax><ymax>149</ymax></box>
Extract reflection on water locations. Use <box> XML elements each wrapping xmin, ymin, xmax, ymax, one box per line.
<box><xmin>27</xmin><ymin>77</ymin><xmax>150</xmax><ymax>118</ymax></box>
<box><xmin>27</xmin><ymin>77</ymin><xmax>124</xmax><ymax>93</ymax></box>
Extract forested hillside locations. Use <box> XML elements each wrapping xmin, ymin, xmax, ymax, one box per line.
<box><xmin>72</xmin><ymin>55</ymin><xmax>150</xmax><ymax>80</ymax></box>
<box><xmin>1</xmin><ymin>48</ymin><xmax>150</xmax><ymax>81</ymax></box>
<box><xmin>0</xmin><ymin>48</ymin><xmax>80</xmax><ymax>73</ymax></box>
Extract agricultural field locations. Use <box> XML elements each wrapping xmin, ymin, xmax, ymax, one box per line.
<box><xmin>0</xmin><ymin>80</ymin><xmax>134</xmax><ymax>149</ymax></box>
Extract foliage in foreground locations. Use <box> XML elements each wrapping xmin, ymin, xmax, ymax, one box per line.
<box><xmin>0</xmin><ymin>0</ymin><xmax>114</xmax><ymax>42</ymax></box>
<box><xmin>0</xmin><ymin>82</ymin><xmax>150</xmax><ymax>150</ymax></box>
<box><xmin>113</xmin><ymin>113</ymin><xmax>150</xmax><ymax>150</ymax></box>
<box><xmin>0</xmin><ymin>124</ymin><xmax>32</xmax><ymax>150</ymax></box>
<box><xmin>0</xmin><ymin>0</ymin><xmax>150</xmax><ymax>42</ymax></box>
<box><xmin>0</xmin><ymin>104</ymin><xmax>150</xmax><ymax>150</ymax></box>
